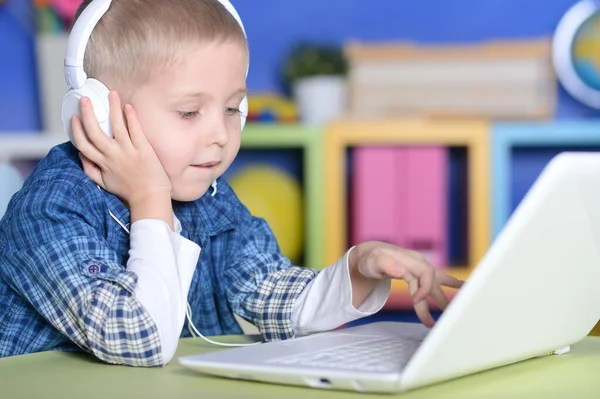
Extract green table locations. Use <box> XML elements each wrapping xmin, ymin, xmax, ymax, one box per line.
<box><xmin>1</xmin><ymin>336</ymin><xmax>599</xmax><ymax>398</ymax></box>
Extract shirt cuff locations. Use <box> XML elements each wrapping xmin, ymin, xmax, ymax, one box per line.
<box><xmin>127</xmin><ymin>218</ymin><xmax>200</xmax><ymax>363</ymax></box>
<box><xmin>346</xmin><ymin>246</ymin><xmax>392</xmax><ymax>315</ymax></box>
<box><xmin>173</xmin><ymin>214</ymin><xmax>182</xmax><ymax>234</ymax></box>
<box><xmin>291</xmin><ymin>247</ymin><xmax>391</xmax><ymax>337</ymax></box>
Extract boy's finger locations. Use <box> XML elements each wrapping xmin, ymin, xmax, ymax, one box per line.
<box><xmin>71</xmin><ymin>115</ymin><xmax>104</xmax><ymax>166</ymax></box>
<box><xmin>123</xmin><ymin>104</ymin><xmax>147</xmax><ymax>148</ymax></box>
<box><xmin>430</xmin><ymin>284</ymin><xmax>450</xmax><ymax>311</ymax></box>
<box><xmin>80</xmin><ymin>97</ymin><xmax>112</xmax><ymax>153</ymax></box>
<box><xmin>436</xmin><ymin>271</ymin><xmax>464</xmax><ymax>289</ymax></box>
<box><xmin>409</xmin><ymin>279</ymin><xmax>435</xmax><ymax>328</ymax></box>
<box><xmin>414</xmin><ymin>299</ymin><xmax>435</xmax><ymax>328</ymax></box>
<box><xmin>108</xmin><ymin>91</ymin><xmax>133</xmax><ymax>147</ymax></box>
<box><xmin>412</xmin><ymin>266</ymin><xmax>434</xmax><ymax>304</ymax></box>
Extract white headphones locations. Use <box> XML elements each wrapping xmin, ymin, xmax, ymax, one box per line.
<box><xmin>61</xmin><ymin>0</ymin><xmax>249</xmax><ymax>146</ymax></box>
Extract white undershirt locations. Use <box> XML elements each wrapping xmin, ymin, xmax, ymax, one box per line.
<box><xmin>126</xmin><ymin>218</ymin><xmax>390</xmax><ymax>363</ymax></box>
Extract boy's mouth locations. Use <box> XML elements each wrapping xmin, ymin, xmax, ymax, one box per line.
<box><xmin>193</xmin><ymin>161</ymin><xmax>221</xmax><ymax>168</ymax></box>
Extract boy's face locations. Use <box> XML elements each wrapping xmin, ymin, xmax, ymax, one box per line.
<box><xmin>129</xmin><ymin>41</ymin><xmax>248</xmax><ymax>201</ymax></box>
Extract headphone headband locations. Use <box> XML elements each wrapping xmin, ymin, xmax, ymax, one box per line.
<box><xmin>64</xmin><ymin>0</ymin><xmax>112</xmax><ymax>89</ymax></box>
<box><xmin>64</xmin><ymin>0</ymin><xmax>245</xmax><ymax>90</ymax></box>
<box><xmin>217</xmin><ymin>0</ymin><xmax>246</xmax><ymax>36</ymax></box>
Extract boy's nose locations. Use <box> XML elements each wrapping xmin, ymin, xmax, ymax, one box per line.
<box><xmin>212</xmin><ymin>126</ymin><xmax>230</xmax><ymax>147</ymax></box>
<box><xmin>206</xmin><ymin>115</ymin><xmax>230</xmax><ymax>147</ymax></box>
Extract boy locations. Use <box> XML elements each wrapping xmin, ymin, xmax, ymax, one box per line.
<box><xmin>0</xmin><ymin>0</ymin><xmax>462</xmax><ymax>367</ymax></box>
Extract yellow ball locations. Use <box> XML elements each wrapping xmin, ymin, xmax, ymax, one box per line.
<box><xmin>228</xmin><ymin>165</ymin><xmax>304</xmax><ymax>263</ymax></box>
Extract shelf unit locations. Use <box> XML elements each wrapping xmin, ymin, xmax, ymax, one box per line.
<box><xmin>3</xmin><ymin>125</ymin><xmax>600</xmax><ymax>332</ymax></box>
<box><xmin>324</xmin><ymin>118</ymin><xmax>491</xmax><ymax>309</ymax></box>
<box><xmin>491</xmin><ymin>121</ymin><xmax>600</xmax><ymax>238</ymax></box>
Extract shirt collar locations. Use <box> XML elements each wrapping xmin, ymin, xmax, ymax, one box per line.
<box><xmin>175</xmin><ymin>182</ymin><xmax>238</xmax><ymax>236</ymax></box>
<box><xmin>98</xmin><ymin>180</ymin><xmax>237</xmax><ymax>237</ymax></box>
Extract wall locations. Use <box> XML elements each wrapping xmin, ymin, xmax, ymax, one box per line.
<box><xmin>0</xmin><ymin>0</ymin><xmax>41</xmax><ymax>130</ymax></box>
<box><xmin>236</xmin><ymin>0</ymin><xmax>599</xmax><ymax>118</ymax></box>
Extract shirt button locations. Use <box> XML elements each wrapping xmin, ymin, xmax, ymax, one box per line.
<box><xmin>88</xmin><ymin>264</ymin><xmax>100</xmax><ymax>274</ymax></box>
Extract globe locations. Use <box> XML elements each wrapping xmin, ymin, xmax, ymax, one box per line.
<box><xmin>572</xmin><ymin>12</ymin><xmax>600</xmax><ymax>91</ymax></box>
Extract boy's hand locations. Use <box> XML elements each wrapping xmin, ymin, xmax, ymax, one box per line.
<box><xmin>71</xmin><ymin>91</ymin><xmax>174</xmax><ymax>229</ymax></box>
<box><xmin>350</xmin><ymin>241</ymin><xmax>464</xmax><ymax>328</ymax></box>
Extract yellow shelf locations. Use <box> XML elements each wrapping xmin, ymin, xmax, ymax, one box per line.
<box><xmin>324</xmin><ymin>118</ymin><xmax>492</xmax><ymax>306</ymax></box>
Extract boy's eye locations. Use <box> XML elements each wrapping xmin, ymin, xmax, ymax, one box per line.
<box><xmin>178</xmin><ymin>111</ymin><xmax>199</xmax><ymax>119</ymax></box>
<box><xmin>225</xmin><ymin>108</ymin><xmax>241</xmax><ymax>116</ymax></box>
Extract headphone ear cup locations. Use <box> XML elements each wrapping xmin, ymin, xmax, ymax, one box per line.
<box><xmin>85</xmin><ymin>78</ymin><xmax>112</xmax><ymax>138</ymax></box>
<box><xmin>61</xmin><ymin>78</ymin><xmax>112</xmax><ymax>148</ymax></box>
<box><xmin>239</xmin><ymin>96</ymin><xmax>248</xmax><ymax>130</ymax></box>
<box><xmin>61</xmin><ymin>89</ymin><xmax>81</xmax><ymax>146</ymax></box>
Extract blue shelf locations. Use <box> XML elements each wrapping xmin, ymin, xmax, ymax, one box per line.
<box><xmin>492</xmin><ymin>121</ymin><xmax>600</xmax><ymax>239</ymax></box>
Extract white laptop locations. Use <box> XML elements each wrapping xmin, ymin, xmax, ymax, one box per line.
<box><xmin>179</xmin><ymin>151</ymin><xmax>600</xmax><ymax>393</ymax></box>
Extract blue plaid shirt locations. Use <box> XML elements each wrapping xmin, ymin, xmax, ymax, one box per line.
<box><xmin>0</xmin><ymin>143</ymin><xmax>318</xmax><ymax>366</ymax></box>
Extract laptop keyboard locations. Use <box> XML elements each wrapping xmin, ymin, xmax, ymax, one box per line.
<box><xmin>267</xmin><ymin>337</ymin><xmax>424</xmax><ymax>373</ymax></box>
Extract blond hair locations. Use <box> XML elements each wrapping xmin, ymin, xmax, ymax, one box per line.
<box><xmin>74</xmin><ymin>0</ymin><xmax>247</xmax><ymax>93</ymax></box>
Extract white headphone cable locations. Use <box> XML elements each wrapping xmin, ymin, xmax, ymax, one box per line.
<box><xmin>185</xmin><ymin>303</ymin><xmax>261</xmax><ymax>347</ymax></box>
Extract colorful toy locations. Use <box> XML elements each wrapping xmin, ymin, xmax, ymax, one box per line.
<box><xmin>36</xmin><ymin>5</ymin><xmax>63</xmax><ymax>33</ymax></box>
<box><xmin>50</xmin><ymin>0</ymin><xmax>80</xmax><ymax>26</ymax></box>
<box><xmin>34</xmin><ymin>0</ymin><xmax>80</xmax><ymax>33</ymax></box>
<box><xmin>247</xmin><ymin>94</ymin><xmax>298</xmax><ymax>123</ymax></box>
<box><xmin>228</xmin><ymin>164</ymin><xmax>304</xmax><ymax>263</ymax></box>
